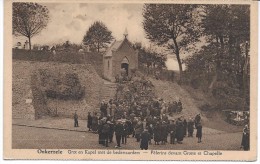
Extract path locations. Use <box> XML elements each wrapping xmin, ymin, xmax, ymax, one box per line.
<box><xmin>12</xmin><ymin>123</ymin><xmax>242</xmax><ymax>150</ymax></box>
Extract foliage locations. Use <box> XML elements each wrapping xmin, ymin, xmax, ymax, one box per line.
<box><xmin>138</xmin><ymin>47</ymin><xmax>167</xmax><ymax>70</ymax></box>
<box><xmin>38</xmin><ymin>69</ymin><xmax>85</xmax><ymax>100</ymax></box>
<box><xmin>184</xmin><ymin>5</ymin><xmax>250</xmax><ymax>111</ymax></box>
<box><xmin>13</xmin><ymin>2</ymin><xmax>49</xmax><ymax>50</ymax></box>
<box><xmin>82</xmin><ymin>21</ymin><xmax>114</xmax><ymax>52</ymax></box>
<box><xmin>142</xmin><ymin>4</ymin><xmax>200</xmax><ymax>82</ymax></box>
<box><xmin>54</xmin><ymin>41</ymin><xmax>85</xmax><ymax>64</ymax></box>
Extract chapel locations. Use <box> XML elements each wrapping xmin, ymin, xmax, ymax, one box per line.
<box><xmin>103</xmin><ymin>29</ymin><xmax>138</xmax><ymax>82</ymax></box>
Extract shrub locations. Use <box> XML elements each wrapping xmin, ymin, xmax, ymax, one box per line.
<box><xmin>38</xmin><ymin>70</ymin><xmax>85</xmax><ymax>100</ymax></box>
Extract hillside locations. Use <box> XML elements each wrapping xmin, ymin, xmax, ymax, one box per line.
<box><xmin>12</xmin><ymin>60</ymin><xmax>104</xmax><ymax>119</ymax></box>
<box><xmin>149</xmin><ymin>77</ymin><xmax>242</xmax><ymax>132</ymax></box>
<box><xmin>149</xmin><ymin>78</ymin><xmax>207</xmax><ymax>119</ymax></box>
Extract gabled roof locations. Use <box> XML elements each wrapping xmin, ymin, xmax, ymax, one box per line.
<box><xmin>105</xmin><ymin>38</ymin><xmax>132</xmax><ymax>57</ymax></box>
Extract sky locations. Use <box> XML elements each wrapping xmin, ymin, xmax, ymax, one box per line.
<box><xmin>12</xmin><ymin>3</ymin><xmax>184</xmax><ymax>70</ymax></box>
<box><xmin>13</xmin><ymin>3</ymin><xmax>148</xmax><ymax>46</ymax></box>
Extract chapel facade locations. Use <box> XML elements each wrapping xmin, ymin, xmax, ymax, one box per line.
<box><xmin>103</xmin><ymin>31</ymin><xmax>138</xmax><ymax>82</ymax></box>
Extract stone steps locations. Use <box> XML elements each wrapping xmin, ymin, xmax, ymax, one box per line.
<box><xmin>99</xmin><ymin>81</ymin><xmax>117</xmax><ymax>102</ymax></box>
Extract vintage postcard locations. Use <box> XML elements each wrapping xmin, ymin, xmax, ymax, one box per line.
<box><xmin>4</xmin><ymin>0</ymin><xmax>258</xmax><ymax>161</ymax></box>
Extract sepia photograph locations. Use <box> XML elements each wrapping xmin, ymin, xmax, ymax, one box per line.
<box><xmin>3</xmin><ymin>0</ymin><xmax>258</xmax><ymax>161</ymax></box>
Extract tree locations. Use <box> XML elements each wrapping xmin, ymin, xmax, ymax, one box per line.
<box><xmin>83</xmin><ymin>21</ymin><xmax>114</xmax><ymax>52</ymax></box>
<box><xmin>142</xmin><ymin>4</ymin><xmax>200</xmax><ymax>83</ymax></box>
<box><xmin>13</xmin><ymin>2</ymin><xmax>49</xmax><ymax>50</ymax></box>
<box><xmin>200</xmin><ymin>5</ymin><xmax>250</xmax><ymax>90</ymax></box>
<box><xmin>184</xmin><ymin>5</ymin><xmax>250</xmax><ymax>110</ymax></box>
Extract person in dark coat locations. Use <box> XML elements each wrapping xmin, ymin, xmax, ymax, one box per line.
<box><xmin>98</xmin><ymin>120</ymin><xmax>104</xmax><ymax>145</ymax></box>
<box><xmin>87</xmin><ymin>112</ymin><xmax>92</xmax><ymax>131</ymax></box>
<box><xmin>74</xmin><ymin>110</ymin><xmax>79</xmax><ymax>127</ymax></box>
<box><xmin>196</xmin><ymin>121</ymin><xmax>202</xmax><ymax>143</ymax></box>
<box><xmin>176</xmin><ymin>117</ymin><xmax>184</xmax><ymax>144</ymax></box>
<box><xmin>91</xmin><ymin>113</ymin><xmax>98</xmax><ymax>132</ymax></box>
<box><xmin>177</xmin><ymin>100</ymin><xmax>183</xmax><ymax>113</ymax></box>
<box><xmin>135</xmin><ymin>120</ymin><xmax>144</xmax><ymax>142</ymax></box>
<box><xmin>153</xmin><ymin>122</ymin><xmax>161</xmax><ymax>145</ymax></box>
<box><xmin>241</xmin><ymin>124</ymin><xmax>250</xmax><ymax>151</ymax></box>
<box><xmin>122</xmin><ymin>121</ymin><xmax>129</xmax><ymax>144</ymax></box>
<box><xmin>161</xmin><ymin>121</ymin><xmax>168</xmax><ymax>144</ymax></box>
<box><xmin>187</xmin><ymin>118</ymin><xmax>194</xmax><ymax>137</ymax></box>
<box><xmin>102</xmin><ymin>121</ymin><xmax>110</xmax><ymax>147</ymax></box>
<box><xmin>100</xmin><ymin>101</ymin><xmax>108</xmax><ymax>116</ymax></box>
<box><xmin>114</xmin><ymin>120</ymin><xmax>124</xmax><ymax>148</ymax></box>
<box><xmin>183</xmin><ymin>119</ymin><xmax>187</xmax><ymax>137</ymax></box>
<box><xmin>126</xmin><ymin>119</ymin><xmax>132</xmax><ymax>137</ymax></box>
<box><xmin>140</xmin><ymin>128</ymin><xmax>151</xmax><ymax>150</ymax></box>
<box><xmin>194</xmin><ymin>113</ymin><xmax>201</xmax><ymax>128</ymax></box>
<box><xmin>147</xmin><ymin>124</ymin><xmax>154</xmax><ymax>144</ymax></box>
<box><xmin>168</xmin><ymin>120</ymin><xmax>176</xmax><ymax>144</ymax></box>
<box><xmin>108</xmin><ymin>121</ymin><xmax>114</xmax><ymax>143</ymax></box>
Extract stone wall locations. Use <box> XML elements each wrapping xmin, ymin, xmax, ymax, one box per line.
<box><xmin>103</xmin><ymin>56</ymin><xmax>113</xmax><ymax>81</ymax></box>
<box><xmin>31</xmin><ymin>73</ymin><xmax>50</xmax><ymax>119</ymax></box>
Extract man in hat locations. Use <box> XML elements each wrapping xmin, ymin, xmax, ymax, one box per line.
<box><xmin>98</xmin><ymin>119</ymin><xmax>104</xmax><ymax>145</ymax></box>
<box><xmin>177</xmin><ymin>99</ymin><xmax>183</xmax><ymax>113</ymax></box>
<box><xmin>135</xmin><ymin>119</ymin><xmax>144</xmax><ymax>142</ymax></box>
<box><xmin>122</xmin><ymin>120</ymin><xmax>129</xmax><ymax>144</ymax></box>
<box><xmin>161</xmin><ymin>121</ymin><xmax>168</xmax><ymax>144</ymax></box>
<box><xmin>168</xmin><ymin>119</ymin><xmax>176</xmax><ymax>144</ymax></box>
<box><xmin>100</xmin><ymin>100</ymin><xmax>108</xmax><ymax>116</ymax></box>
<box><xmin>114</xmin><ymin>119</ymin><xmax>124</xmax><ymax>148</ymax></box>
<box><xmin>140</xmin><ymin>128</ymin><xmax>151</xmax><ymax>150</ymax></box>
<box><xmin>74</xmin><ymin>110</ymin><xmax>79</xmax><ymax>127</ymax></box>
<box><xmin>153</xmin><ymin>121</ymin><xmax>161</xmax><ymax>145</ymax></box>
<box><xmin>102</xmin><ymin>120</ymin><xmax>110</xmax><ymax>147</ymax></box>
<box><xmin>196</xmin><ymin>121</ymin><xmax>203</xmax><ymax>143</ymax></box>
<box><xmin>194</xmin><ymin>113</ymin><xmax>201</xmax><ymax>128</ymax></box>
<box><xmin>176</xmin><ymin>116</ymin><xmax>184</xmax><ymax>144</ymax></box>
<box><xmin>108</xmin><ymin>120</ymin><xmax>115</xmax><ymax>143</ymax></box>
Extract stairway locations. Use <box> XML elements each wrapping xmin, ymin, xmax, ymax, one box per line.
<box><xmin>100</xmin><ymin>80</ymin><xmax>117</xmax><ymax>102</ymax></box>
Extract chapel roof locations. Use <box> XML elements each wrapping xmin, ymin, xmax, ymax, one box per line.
<box><xmin>105</xmin><ymin>39</ymin><xmax>126</xmax><ymax>57</ymax></box>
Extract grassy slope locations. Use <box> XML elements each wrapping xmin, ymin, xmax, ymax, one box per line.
<box><xmin>149</xmin><ymin>77</ymin><xmax>242</xmax><ymax>133</ymax></box>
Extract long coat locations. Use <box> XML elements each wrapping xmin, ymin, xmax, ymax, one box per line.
<box><xmin>91</xmin><ymin>116</ymin><xmax>99</xmax><ymax>132</ymax></box>
<box><xmin>196</xmin><ymin>125</ymin><xmax>202</xmax><ymax>138</ymax></box>
<box><xmin>87</xmin><ymin>114</ymin><xmax>92</xmax><ymax>128</ymax></box>
<box><xmin>140</xmin><ymin>130</ymin><xmax>150</xmax><ymax>150</ymax></box>
<box><xmin>161</xmin><ymin>124</ymin><xmax>168</xmax><ymax>141</ymax></box>
<box><xmin>241</xmin><ymin>128</ymin><xmax>250</xmax><ymax>150</ymax></box>
<box><xmin>153</xmin><ymin>124</ymin><xmax>162</xmax><ymax>142</ymax></box>
<box><xmin>187</xmin><ymin>121</ymin><xmax>194</xmax><ymax>134</ymax></box>
<box><xmin>135</xmin><ymin>121</ymin><xmax>144</xmax><ymax>135</ymax></box>
<box><xmin>176</xmin><ymin>119</ymin><xmax>184</xmax><ymax>141</ymax></box>
<box><xmin>114</xmin><ymin>123</ymin><xmax>124</xmax><ymax>136</ymax></box>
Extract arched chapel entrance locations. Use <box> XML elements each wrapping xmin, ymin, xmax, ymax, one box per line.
<box><xmin>121</xmin><ymin>57</ymin><xmax>129</xmax><ymax>76</ymax></box>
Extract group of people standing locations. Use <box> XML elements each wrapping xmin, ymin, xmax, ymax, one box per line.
<box><xmin>86</xmin><ymin>103</ymin><xmax>203</xmax><ymax>149</ymax></box>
